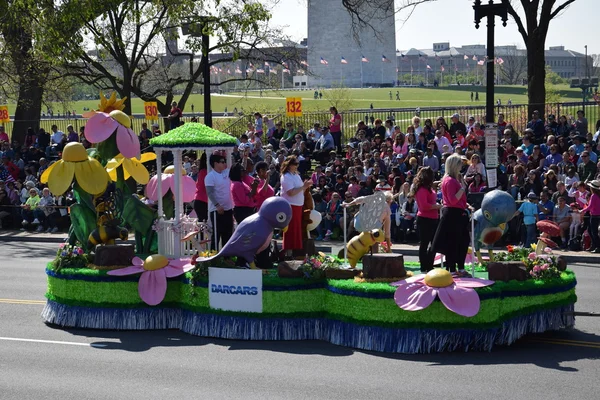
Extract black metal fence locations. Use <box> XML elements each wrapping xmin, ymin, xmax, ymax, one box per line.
<box><xmin>1</xmin><ymin>101</ymin><xmax>598</xmax><ymax>144</ymax></box>
<box><xmin>223</xmin><ymin>101</ymin><xmax>600</xmax><ymax>140</ymax></box>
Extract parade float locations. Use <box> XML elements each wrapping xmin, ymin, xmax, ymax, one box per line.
<box><xmin>42</xmin><ymin>94</ymin><xmax>577</xmax><ymax>353</ymax></box>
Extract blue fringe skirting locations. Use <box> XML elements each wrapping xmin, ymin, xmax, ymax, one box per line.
<box><xmin>41</xmin><ymin>301</ymin><xmax>575</xmax><ymax>354</ymax></box>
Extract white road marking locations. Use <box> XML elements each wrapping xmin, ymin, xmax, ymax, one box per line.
<box><xmin>0</xmin><ymin>337</ymin><xmax>107</xmax><ymax>348</ymax></box>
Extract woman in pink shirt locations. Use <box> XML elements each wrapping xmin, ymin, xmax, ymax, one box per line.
<box><xmin>432</xmin><ymin>154</ymin><xmax>471</xmax><ymax>276</ymax></box>
<box><xmin>229</xmin><ymin>163</ymin><xmax>258</xmax><ymax>224</ymax></box>
<box><xmin>412</xmin><ymin>167</ymin><xmax>443</xmax><ymax>272</ymax></box>
<box><xmin>393</xmin><ymin>133</ymin><xmax>408</xmax><ymax>156</ymax></box>
<box><xmin>252</xmin><ymin>161</ymin><xmax>275</xmax><ymax>210</ymax></box>
<box><xmin>193</xmin><ymin>153</ymin><xmax>209</xmax><ymax>221</ymax></box>
<box><xmin>580</xmin><ymin>180</ymin><xmax>600</xmax><ymax>252</ymax></box>
<box><xmin>329</xmin><ymin>106</ymin><xmax>342</xmax><ymax>153</ymax></box>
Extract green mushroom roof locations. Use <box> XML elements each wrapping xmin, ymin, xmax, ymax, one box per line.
<box><xmin>150</xmin><ymin>123</ymin><xmax>237</xmax><ymax>148</ymax></box>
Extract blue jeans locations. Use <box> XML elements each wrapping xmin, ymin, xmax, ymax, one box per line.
<box><xmin>524</xmin><ymin>224</ymin><xmax>537</xmax><ymax>248</ymax></box>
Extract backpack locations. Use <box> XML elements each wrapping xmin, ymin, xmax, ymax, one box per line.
<box><xmin>568</xmin><ymin>237</ymin><xmax>581</xmax><ymax>251</ymax></box>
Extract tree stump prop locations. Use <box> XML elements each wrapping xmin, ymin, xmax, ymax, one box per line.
<box><xmin>93</xmin><ymin>244</ymin><xmax>135</xmax><ymax>269</ymax></box>
<box><xmin>277</xmin><ymin>260</ymin><xmax>305</xmax><ymax>278</ymax></box>
<box><xmin>362</xmin><ymin>253</ymin><xmax>406</xmax><ymax>279</ymax></box>
<box><xmin>487</xmin><ymin>261</ymin><xmax>528</xmax><ymax>282</ymax></box>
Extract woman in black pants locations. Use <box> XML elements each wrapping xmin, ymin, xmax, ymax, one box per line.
<box><xmin>412</xmin><ymin>167</ymin><xmax>442</xmax><ymax>272</ymax></box>
<box><xmin>432</xmin><ymin>154</ymin><xmax>471</xmax><ymax>276</ymax></box>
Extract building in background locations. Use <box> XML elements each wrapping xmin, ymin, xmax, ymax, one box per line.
<box><xmin>396</xmin><ymin>42</ymin><xmax>593</xmax><ymax>86</ymax></box>
<box><xmin>307</xmin><ymin>0</ymin><xmax>396</xmax><ymax>88</ymax></box>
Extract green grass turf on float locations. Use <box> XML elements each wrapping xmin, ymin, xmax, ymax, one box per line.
<box><xmin>45</xmin><ymin>264</ymin><xmax>576</xmax><ymax>329</ymax></box>
<box><xmin>149</xmin><ymin>122</ymin><xmax>237</xmax><ymax>147</ymax></box>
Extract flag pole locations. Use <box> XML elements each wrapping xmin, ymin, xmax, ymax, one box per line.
<box><xmin>361</xmin><ymin>59</ymin><xmax>363</xmax><ymax>89</ymax></box>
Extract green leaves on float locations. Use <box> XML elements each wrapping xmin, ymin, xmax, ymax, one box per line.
<box><xmin>149</xmin><ymin>123</ymin><xmax>237</xmax><ymax>147</ymax></box>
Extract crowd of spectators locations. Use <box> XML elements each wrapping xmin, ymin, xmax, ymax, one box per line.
<box><xmin>2</xmin><ymin>106</ymin><xmax>600</xmax><ymax>253</ymax></box>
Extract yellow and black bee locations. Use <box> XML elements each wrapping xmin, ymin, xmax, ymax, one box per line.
<box><xmin>88</xmin><ymin>220</ymin><xmax>129</xmax><ymax>248</ymax></box>
<box><xmin>346</xmin><ymin>229</ymin><xmax>384</xmax><ymax>268</ymax></box>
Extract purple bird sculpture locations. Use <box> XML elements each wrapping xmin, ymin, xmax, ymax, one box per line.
<box><xmin>209</xmin><ymin>197</ymin><xmax>292</xmax><ymax>269</ymax></box>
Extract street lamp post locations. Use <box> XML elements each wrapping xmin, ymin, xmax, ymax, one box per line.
<box><xmin>473</xmin><ymin>0</ymin><xmax>508</xmax><ymax>124</ymax></box>
<box><xmin>182</xmin><ymin>19</ymin><xmax>214</xmax><ymax>127</ymax></box>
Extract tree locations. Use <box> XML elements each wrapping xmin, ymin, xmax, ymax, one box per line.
<box><xmin>322</xmin><ymin>84</ymin><xmax>354</xmax><ymax>112</ymax></box>
<box><xmin>498</xmin><ymin>46</ymin><xmax>527</xmax><ymax>84</ymax></box>
<box><xmin>0</xmin><ymin>0</ymin><xmax>115</xmax><ymax>143</ymax></box>
<box><xmin>64</xmin><ymin>0</ymin><xmax>300</xmax><ymax>125</ymax></box>
<box><xmin>501</xmin><ymin>0</ymin><xmax>578</xmax><ymax>117</ymax></box>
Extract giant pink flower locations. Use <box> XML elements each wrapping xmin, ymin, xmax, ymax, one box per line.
<box><xmin>107</xmin><ymin>255</ymin><xmax>194</xmax><ymax>306</ymax></box>
<box><xmin>391</xmin><ymin>269</ymin><xmax>494</xmax><ymax>317</ymax></box>
<box><xmin>145</xmin><ymin>165</ymin><xmax>196</xmax><ymax>203</ymax></box>
<box><xmin>84</xmin><ymin>111</ymin><xmax>140</xmax><ymax>158</ymax></box>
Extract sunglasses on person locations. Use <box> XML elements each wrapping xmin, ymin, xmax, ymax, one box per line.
<box><xmin>215</xmin><ymin>160</ymin><xmax>226</xmax><ymax>164</ymax></box>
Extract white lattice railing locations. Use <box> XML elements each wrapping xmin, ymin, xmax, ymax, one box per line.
<box><xmin>156</xmin><ymin>216</ymin><xmax>211</xmax><ymax>258</ymax></box>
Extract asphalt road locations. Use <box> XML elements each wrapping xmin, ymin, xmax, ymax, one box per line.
<box><xmin>1</xmin><ymin>242</ymin><xmax>599</xmax><ymax>400</ymax></box>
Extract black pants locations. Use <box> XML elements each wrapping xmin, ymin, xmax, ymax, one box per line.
<box><xmin>193</xmin><ymin>200</ymin><xmax>208</xmax><ymax>222</ymax></box>
<box><xmin>255</xmin><ymin>246</ymin><xmax>272</xmax><ymax>269</ymax></box>
<box><xmin>589</xmin><ymin>216</ymin><xmax>600</xmax><ymax>250</ymax></box>
<box><xmin>432</xmin><ymin>207</ymin><xmax>469</xmax><ymax>272</ymax></box>
<box><xmin>234</xmin><ymin>206</ymin><xmax>255</xmax><ymax>224</ymax></box>
<box><xmin>417</xmin><ymin>216</ymin><xmax>438</xmax><ymax>272</ymax></box>
<box><xmin>331</xmin><ymin>131</ymin><xmax>342</xmax><ymax>153</ymax></box>
<box><xmin>210</xmin><ymin>209</ymin><xmax>234</xmax><ymax>251</ymax></box>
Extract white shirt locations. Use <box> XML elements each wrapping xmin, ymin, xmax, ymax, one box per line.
<box><xmin>51</xmin><ymin>130</ymin><xmax>65</xmax><ymax>145</ymax></box>
<box><xmin>205</xmin><ymin>169</ymin><xmax>233</xmax><ymax>212</ymax></box>
<box><xmin>280</xmin><ymin>172</ymin><xmax>304</xmax><ymax>206</ymax></box>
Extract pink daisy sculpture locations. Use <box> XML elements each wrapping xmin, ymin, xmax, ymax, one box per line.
<box><xmin>84</xmin><ymin>110</ymin><xmax>140</xmax><ymax>158</ymax></box>
<box><xmin>391</xmin><ymin>269</ymin><xmax>494</xmax><ymax>317</ymax></box>
<box><xmin>108</xmin><ymin>255</ymin><xmax>194</xmax><ymax>306</ymax></box>
<box><xmin>145</xmin><ymin>165</ymin><xmax>196</xmax><ymax>203</ymax></box>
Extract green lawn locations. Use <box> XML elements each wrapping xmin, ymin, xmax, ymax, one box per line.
<box><xmin>4</xmin><ymin>85</ymin><xmax>586</xmax><ymax>116</ymax></box>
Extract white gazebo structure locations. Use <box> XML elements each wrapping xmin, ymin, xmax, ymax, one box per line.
<box><xmin>149</xmin><ymin>123</ymin><xmax>237</xmax><ymax>258</ymax></box>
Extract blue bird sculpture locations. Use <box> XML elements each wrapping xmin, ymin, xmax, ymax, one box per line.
<box><xmin>206</xmin><ymin>197</ymin><xmax>292</xmax><ymax>269</ymax></box>
<box><xmin>473</xmin><ymin>190</ymin><xmax>516</xmax><ymax>263</ymax></box>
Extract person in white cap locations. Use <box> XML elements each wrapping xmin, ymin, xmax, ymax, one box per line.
<box><xmin>449</xmin><ymin>113</ymin><xmax>466</xmax><ymax>138</ymax></box>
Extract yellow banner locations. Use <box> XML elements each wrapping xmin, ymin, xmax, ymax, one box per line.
<box><xmin>0</xmin><ymin>105</ymin><xmax>10</xmax><ymax>123</ymax></box>
<box><xmin>144</xmin><ymin>102</ymin><xmax>159</xmax><ymax>120</ymax></box>
<box><xmin>285</xmin><ymin>97</ymin><xmax>303</xmax><ymax>117</ymax></box>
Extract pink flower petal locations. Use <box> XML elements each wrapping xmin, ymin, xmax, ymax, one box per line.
<box><xmin>454</xmin><ymin>278</ymin><xmax>495</xmax><ymax>288</ymax></box>
<box><xmin>164</xmin><ymin>263</ymin><xmax>193</xmax><ymax>278</ymax></box>
<box><xmin>438</xmin><ymin>285</ymin><xmax>481</xmax><ymax>317</ymax></box>
<box><xmin>390</xmin><ymin>274</ymin><xmax>425</xmax><ymax>287</ymax></box>
<box><xmin>132</xmin><ymin>257</ymin><xmax>144</xmax><ymax>266</ymax></box>
<box><xmin>181</xmin><ymin>176</ymin><xmax>197</xmax><ymax>202</ymax></box>
<box><xmin>107</xmin><ymin>265</ymin><xmax>144</xmax><ymax>276</ymax></box>
<box><xmin>115</xmin><ymin>125</ymin><xmax>141</xmax><ymax>158</ymax></box>
<box><xmin>138</xmin><ymin>269</ymin><xmax>167</xmax><ymax>306</ymax></box>
<box><xmin>145</xmin><ymin>175</ymin><xmax>171</xmax><ymax>201</ymax></box>
<box><xmin>168</xmin><ymin>258</ymin><xmax>192</xmax><ymax>268</ymax></box>
<box><xmin>393</xmin><ymin>282</ymin><xmax>437</xmax><ymax>311</ymax></box>
<box><xmin>85</xmin><ymin>113</ymin><xmax>119</xmax><ymax>143</ymax></box>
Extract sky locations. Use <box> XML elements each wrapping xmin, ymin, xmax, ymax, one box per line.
<box><xmin>271</xmin><ymin>0</ymin><xmax>599</xmax><ymax>55</ymax></box>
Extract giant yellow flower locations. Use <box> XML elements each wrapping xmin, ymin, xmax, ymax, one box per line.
<box><xmin>41</xmin><ymin>142</ymin><xmax>109</xmax><ymax>196</ymax></box>
<box><xmin>106</xmin><ymin>152</ymin><xmax>157</xmax><ymax>184</ymax></box>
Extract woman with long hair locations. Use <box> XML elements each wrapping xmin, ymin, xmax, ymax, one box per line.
<box><xmin>393</xmin><ymin>133</ymin><xmax>407</xmax><ymax>156</ymax></box>
<box><xmin>411</xmin><ymin>167</ymin><xmax>442</xmax><ymax>272</ymax></box>
<box><xmin>329</xmin><ymin>106</ymin><xmax>342</xmax><ymax>154</ymax></box>
<box><xmin>193</xmin><ymin>153</ymin><xmax>209</xmax><ymax>221</ymax></box>
<box><xmin>280</xmin><ymin>156</ymin><xmax>312</xmax><ymax>254</ymax></box>
<box><xmin>229</xmin><ymin>163</ymin><xmax>257</xmax><ymax>224</ymax></box>
<box><xmin>432</xmin><ymin>154</ymin><xmax>471</xmax><ymax>276</ymax></box>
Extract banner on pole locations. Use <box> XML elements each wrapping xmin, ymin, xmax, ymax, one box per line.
<box><xmin>0</xmin><ymin>105</ymin><xmax>10</xmax><ymax>123</ymax></box>
<box><xmin>285</xmin><ymin>97</ymin><xmax>302</xmax><ymax>117</ymax></box>
<box><xmin>144</xmin><ymin>102</ymin><xmax>159</xmax><ymax>120</ymax></box>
